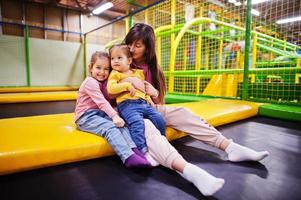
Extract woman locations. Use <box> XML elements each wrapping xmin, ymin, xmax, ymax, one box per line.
<box><xmin>123</xmin><ymin>23</ymin><xmax>269</xmax><ymax>163</ymax></box>
<box><xmin>103</xmin><ymin>23</ymin><xmax>269</xmax><ymax>196</ymax></box>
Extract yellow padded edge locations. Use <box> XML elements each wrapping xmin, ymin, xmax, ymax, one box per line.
<box><xmin>0</xmin><ymin>91</ymin><xmax>78</xmax><ymax>103</ymax></box>
<box><xmin>0</xmin><ymin>99</ymin><xmax>260</xmax><ymax>175</ymax></box>
<box><xmin>0</xmin><ymin>87</ymin><xmax>79</xmax><ymax>93</ymax></box>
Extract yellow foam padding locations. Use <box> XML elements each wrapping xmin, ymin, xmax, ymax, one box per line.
<box><xmin>0</xmin><ymin>99</ymin><xmax>260</xmax><ymax>175</ymax></box>
<box><xmin>0</xmin><ymin>91</ymin><xmax>78</xmax><ymax>103</ymax></box>
<box><xmin>0</xmin><ymin>86</ymin><xmax>79</xmax><ymax>93</ymax></box>
<box><xmin>203</xmin><ymin>75</ymin><xmax>223</xmax><ymax>96</ymax></box>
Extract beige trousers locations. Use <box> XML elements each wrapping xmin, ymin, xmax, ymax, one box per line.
<box><xmin>144</xmin><ymin>119</ymin><xmax>183</xmax><ymax>169</ymax></box>
<box><xmin>155</xmin><ymin>105</ymin><xmax>227</xmax><ymax>148</ymax></box>
<box><xmin>144</xmin><ymin>105</ymin><xmax>227</xmax><ymax>169</ymax></box>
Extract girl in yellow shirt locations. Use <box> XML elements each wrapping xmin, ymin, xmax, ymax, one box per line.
<box><xmin>107</xmin><ymin>44</ymin><xmax>166</xmax><ymax>159</ymax></box>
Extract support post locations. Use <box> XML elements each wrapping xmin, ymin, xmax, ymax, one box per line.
<box><xmin>169</xmin><ymin>0</ymin><xmax>176</xmax><ymax>92</ymax></box>
<box><xmin>24</xmin><ymin>25</ymin><xmax>31</xmax><ymax>86</ymax></box>
<box><xmin>242</xmin><ymin>0</ymin><xmax>252</xmax><ymax>100</ymax></box>
<box><xmin>83</xmin><ymin>34</ymin><xmax>87</xmax><ymax>78</ymax></box>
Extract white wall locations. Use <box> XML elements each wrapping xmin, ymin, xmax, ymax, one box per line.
<box><xmin>0</xmin><ymin>35</ymin><xmax>104</xmax><ymax>87</ymax></box>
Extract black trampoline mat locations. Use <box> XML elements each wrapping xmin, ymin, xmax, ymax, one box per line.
<box><xmin>1</xmin><ymin>117</ymin><xmax>301</xmax><ymax>200</ymax></box>
<box><xmin>0</xmin><ymin>100</ymin><xmax>76</xmax><ymax>119</ymax></box>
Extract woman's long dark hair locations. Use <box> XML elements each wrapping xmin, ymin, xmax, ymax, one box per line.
<box><xmin>124</xmin><ymin>23</ymin><xmax>166</xmax><ymax>104</ymax></box>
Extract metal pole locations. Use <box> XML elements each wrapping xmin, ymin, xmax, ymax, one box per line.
<box><xmin>129</xmin><ymin>15</ymin><xmax>134</xmax><ymax>28</ymax></box>
<box><xmin>0</xmin><ymin>0</ymin><xmax>2</xmax><ymax>35</ymax></box>
<box><xmin>63</xmin><ymin>8</ymin><xmax>66</xmax><ymax>41</ymax></box>
<box><xmin>196</xmin><ymin>7</ymin><xmax>203</xmax><ymax>94</ymax></box>
<box><xmin>169</xmin><ymin>0</ymin><xmax>176</xmax><ymax>93</ymax></box>
<box><xmin>80</xmin><ymin>12</ymin><xmax>83</xmax><ymax>43</ymax></box>
<box><xmin>242</xmin><ymin>0</ymin><xmax>252</xmax><ymax>100</ymax></box>
<box><xmin>83</xmin><ymin>34</ymin><xmax>87</xmax><ymax>78</ymax></box>
<box><xmin>22</xmin><ymin>1</ymin><xmax>31</xmax><ymax>86</ymax></box>
<box><xmin>44</xmin><ymin>5</ymin><xmax>47</xmax><ymax>39</ymax></box>
<box><xmin>24</xmin><ymin>25</ymin><xmax>31</xmax><ymax>86</ymax></box>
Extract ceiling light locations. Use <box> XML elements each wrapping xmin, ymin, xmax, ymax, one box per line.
<box><xmin>276</xmin><ymin>16</ymin><xmax>301</xmax><ymax>24</ymax></box>
<box><xmin>92</xmin><ymin>2</ymin><xmax>113</xmax><ymax>15</ymax></box>
<box><xmin>245</xmin><ymin>0</ymin><xmax>271</xmax><ymax>5</ymax></box>
<box><xmin>234</xmin><ymin>2</ymin><xmax>242</xmax><ymax>6</ymax></box>
<box><xmin>251</xmin><ymin>9</ymin><xmax>260</xmax><ymax>16</ymax></box>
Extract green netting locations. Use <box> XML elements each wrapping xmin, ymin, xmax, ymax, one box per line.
<box><xmin>248</xmin><ymin>0</ymin><xmax>301</xmax><ymax>105</ymax></box>
<box><xmin>74</xmin><ymin>0</ymin><xmax>301</xmax><ymax>106</ymax></box>
<box><xmin>147</xmin><ymin>0</ymin><xmax>300</xmax><ymax>105</ymax></box>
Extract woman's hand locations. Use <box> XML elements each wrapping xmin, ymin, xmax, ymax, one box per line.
<box><xmin>148</xmin><ymin>98</ymin><xmax>155</xmax><ymax>107</ymax></box>
<box><xmin>128</xmin><ymin>85</ymin><xmax>136</xmax><ymax>96</ymax></box>
<box><xmin>112</xmin><ymin>115</ymin><xmax>125</xmax><ymax>127</ymax></box>
<box><xmin>144</xmin><ymin>81</ymin><xmax>159</xmax><ymax>98</ymax></box>
<box><xmin>120</xmin><ymin>77</ymin><xmax>145</xmax><ymax>93</ymax></box>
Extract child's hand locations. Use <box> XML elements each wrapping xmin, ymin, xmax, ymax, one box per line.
<box><xmin>144</xmin><ymin>81</ymin><xmax>159</xmax><ymax>97</ymax></box>
<box><xmin>128</xmin><ymin>85</ymin><xmax>136</xmax><ymax>96</ymax></box>
<box><xmin>112</xmin><ymin>115</ymin><xmax>125</xmax><ymax>127</ymax></box>
<box><xmin>121</xmin><ymin>77</ymin><xmax>145</xmax><ymax>93</ymax></box>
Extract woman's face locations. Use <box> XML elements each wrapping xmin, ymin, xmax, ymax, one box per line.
<box><xmin>128</xmin><ymin>40</ymin><xmax>146</xmax><ymax>62</ymax></box>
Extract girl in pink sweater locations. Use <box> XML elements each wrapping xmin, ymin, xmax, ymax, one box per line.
<box><xmin>75</xmin><ymin>51</ymin><xmax>150</xmax><ymax>168</ymax></box>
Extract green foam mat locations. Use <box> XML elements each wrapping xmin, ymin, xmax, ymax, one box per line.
<box><xmin>165</xmin><ymin>93</ymin><xmax>213</xmax><ymax>104</ymax></box>
<box><xmin>259</xmin><ymin>104</ymin><xmax>301</xmax><ymax>122</ymax></box>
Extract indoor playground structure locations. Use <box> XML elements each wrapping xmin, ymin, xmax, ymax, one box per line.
<box><xmin>0</xmin><ymin>0</ymin><xmax>301</xmax><ymax>199</ymax></box>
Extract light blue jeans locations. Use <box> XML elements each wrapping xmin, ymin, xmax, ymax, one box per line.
<box><xmin>75</xmin><ymin>109</ymin><xmax>136</xmax><ymax>163</ymax></box>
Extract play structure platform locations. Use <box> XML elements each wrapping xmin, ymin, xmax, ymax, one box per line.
<box><xmin>0</xmin><ymin>99</ymin><xmax>259</xmax><ymax>175</ymax></box>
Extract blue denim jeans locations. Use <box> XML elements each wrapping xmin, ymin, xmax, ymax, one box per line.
<box><xmin>75</xmin><ymin>109</ymin><xmax>136</xmax><ymax>162</ymax></box>
<box><xmin>117</xmin><ymin>99</ymin><xmax>166</xmax><ymax>153</ymax></box>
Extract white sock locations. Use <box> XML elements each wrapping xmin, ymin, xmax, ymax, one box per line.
<box><xmin>182</xmin><ymin>163</ymin><xmax>225</xmax><ymax>196</ymax></box>
<box><xmin>145</xmin><ymin>152</ymin><xmax>160</xmax><ymax>167</ymax></box>
<box><xmin>225</xmin><ymin>142</ymin><xmax>270</xmax><ymax>162</ymax></box>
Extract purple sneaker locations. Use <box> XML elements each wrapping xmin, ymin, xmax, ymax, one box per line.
<box><xmin>124</xmin><ymin>153</ymin><xmax>152</xmax><ymax>168</ymax></box>
<box><xmin>132</xmin><ymin>148</ymin><xmax>146</xmax><ymax>159</ymax></box>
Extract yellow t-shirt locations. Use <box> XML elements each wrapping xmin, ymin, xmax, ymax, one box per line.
<box><xmin>107</xmin><ymin>69</ymin><xmax>152</xmax><ymax>104</ymax></box>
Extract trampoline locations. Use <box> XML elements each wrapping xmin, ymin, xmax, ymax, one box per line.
<box><xmin>1</xmin><ymin>0</ymin><xmax>301</xmax><ymax>199</ymax></box>
<box><xmin>0</xmin><ymin>116</ymin><xmax>300</xmax><ymax>200</ymax></box>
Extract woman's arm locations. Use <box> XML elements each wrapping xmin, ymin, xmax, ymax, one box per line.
<box><xmin>144</xmin><ymin>81</ymin><xmax>161</xmax><ymax>104</ymax></box>
<box><xmin>107</xmin><ymin>71</ymin><xmax>133</xmax><ymax>94</ymax></box>
<box><xmin>120</xmin><ymin>77</ymin><xmax>146</xmax><ymax>93</ymax></box>
<box><xmin>121</xmin><ymin>78</ymin><xmax>160</xmax><ymax>104</ymax></box>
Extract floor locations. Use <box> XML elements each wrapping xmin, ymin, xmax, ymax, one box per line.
<box><xmin>1</xmin><ymin>116</ymin><xmax>300</xmax><ymax>200</ymax></box>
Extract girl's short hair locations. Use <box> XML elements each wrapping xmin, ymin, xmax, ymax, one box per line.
<box><xmin>109</xmin><ymin>44</ymin><xmax>132</xmax><ymax>58</ymax></box>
